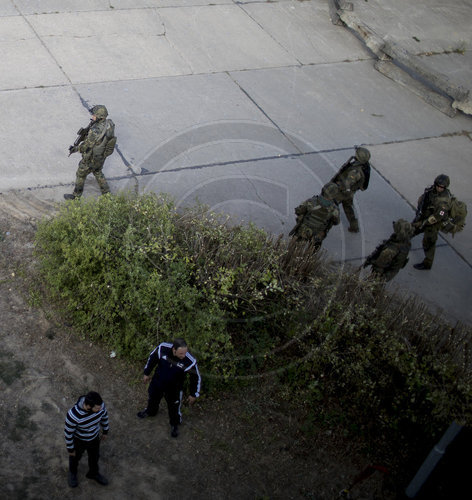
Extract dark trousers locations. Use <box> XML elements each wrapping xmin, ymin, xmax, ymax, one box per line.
<box><xmin>73</xmin><ymin>157</ymin><xmax>110</xmax><ymax>196</ymax></box>
<box><xmin>414</xmin><ymin>224</ymin><xmax>439</xmax><ymax>267</ymax></box>
<box><xmin>341</xmin><ymin>196</ymin><xmax>358</xmax><ymax>228</ymax></box>
<box><xmin>69</xmin><ymin>437</ymin><xmax>100</xmax><ymax>476</ymax></box>
<box><xmin>147</xmin><ymin>382</ymin><xmax>182</xmax><ymax>427</ymax></box>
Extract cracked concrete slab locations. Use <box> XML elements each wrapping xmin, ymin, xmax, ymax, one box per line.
<box><xmin>27</xmin><ymin>10</ymin><xmax>192</xmax><ymax>83</ymax></box>
<box><xmin>418</xmin><ymin>52</ymin><xmax>472</xmax><ymax>91</ymax></box>
<box><xmin>349</xmin><ymin>0</ymin><xmax>472</xmax><ymax>55</ymax></box>
<box><xmin>13</xmin><ymin>0</ymin><xmax>233</xmax><ymax>15</ymax></box>
<box><xmin>0</xmin><ymin>1</ymin><xmax>17</xmax><ymax>16</ymax></box>
<box><xmin>0</xmin><ymin>17</ymin><xmax>68</xmax><ymax>90</ymax></box>
<box><xmin>241</xmin><ymin>0</ymin><xmax>368</xmax><ymax>65</ymax></box>
<box><xmin>230</xmin><ymin>62</ymin><xmax>472</xmax><ymax>152</ymax></box>
<box><xmin>74</xmin><ymin>73</ymin><xmax>286</xmax><ymax>170</ymax></box>
<box><xmin>158</xmin><ymin>4</ymin><xmax>298</xmax><ymax>74</ymax></box>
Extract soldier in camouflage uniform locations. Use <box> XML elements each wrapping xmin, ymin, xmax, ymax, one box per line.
<box><xmin>64</xmin><ymin>105</ymin><xmax>116</xmax><ymax>200</ymax></box>
<box><xmin>331</xmin><ymin>146</ymin><xmax>371</xmax><ymax>233</ymax></box>
<box><xmin>412</xmin><ymin>174</ymin><xmax>453</xmax><ymax>270</ymax></box>
<box><xmin>289</xmin><ymin>182</ymin><xmax>340</xmax><ymax>250</ymax></box>
<box><xmin>364</xmin><ymin>219</ymin><xmax>413</xmax><ymax>282</ymax></box>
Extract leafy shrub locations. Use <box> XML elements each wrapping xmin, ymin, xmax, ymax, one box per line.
<box><xmin>35</xmin><ymin>194</ymin><xmax>300</xmax><ymax>383</ymax></box>
<box><xmin>35</xmin><ymin>193</ymin><xmax>472</xmax><ymax>458</ymax></box>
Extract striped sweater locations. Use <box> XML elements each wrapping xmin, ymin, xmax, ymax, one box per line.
<box><xmin>64</xmin><ymin>396</ymin><xmax>109</xmax><ymax>450</ymax></box>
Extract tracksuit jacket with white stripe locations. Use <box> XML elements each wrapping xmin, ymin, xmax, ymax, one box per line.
<box><xmin>144</xmin><ymin>342</ymin><xmax>201</xmax><ymax>397</ymax></box>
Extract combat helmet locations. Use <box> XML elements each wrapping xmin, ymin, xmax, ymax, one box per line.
<box><xmin>90</xmin><ymin>105</ymin><xmax>108</xmax><ymax>121</ymax></box>
<box><xmin>355</xmin><ymin>147</ymin><xmax>371</xmax><ymax>163</ymax></box>
<box><xmin>393</xmin><ymin>219</ymin><xmax>413</xmax><ymax>239</ymax></box>
<box><xmin>434</xmin><ymin>174</ymin><xmax>450</xmax><ymax>188</ymax></box>
<box><xmin>321</xmin><ymin>182</ymin><xmax>340</xmax><ymax>202</ymax></box>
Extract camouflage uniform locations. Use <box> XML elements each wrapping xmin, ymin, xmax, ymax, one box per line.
<box><xmin>412</xmin><ymin>175</ymin><xmax>453</xmax><ymax>269</ymax></box>
<box><xmin>67</xmin><ymin>105</ymin><xmax>116</xmax><ymax>199</ymax></box>
<box><xmin>332</xmin><ymin>147</ymin><xmax>371</xmax><ymax>233</ymax></box>
<box><xmin>364</xmin><ymin>219</ymin><xmax>413</xmax><ymax>282</ymax></box>
<box><xmin>290</xmin><ymin>183</ymin><xmax>340</xmax><ymax>250</ymax></box>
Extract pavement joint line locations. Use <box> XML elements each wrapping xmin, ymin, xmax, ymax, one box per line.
<box><xmin>10</xmin><ymin>3</ymin><xmax>231</xmax><ymax>16</ymax></box>
<box><xmin>0</xmin><ymin>59</ymin><xmax>382</xmax><ymax>95</ymax></box>
<box><xmin>130</xmin><ymin>147</ymin><xmax>356</xmax><ymax>176</ymax></box>
<box><xmin>12</xmin><ymin>3</ymin><xmax>72</xmax><ymax>88</ymax></box>
<box><xmin>237</xmin><ymin>2</ymin><xmax>303</xmax><ymax>66</ymax></box>
<box><xmin>8</xmin><ymin>147</ymin><xmax>357</xmax><ymax>196</ymax></box>
<box><xmin>228</xmin><ymin>73</ymin><xmax>305</xmax><ymax>155</ymax></box>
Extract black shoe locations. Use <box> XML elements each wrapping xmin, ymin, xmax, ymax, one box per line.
<box><xmin>171</xmin><ymin>425</ymin><xmax>179</xmax><ymax>438</ymax></box>
<box><xmin>68</xmin><ymin>472</ymin><xmax>78</xmax><ymax>488</ymax></box>
<box><xmin>86</xmin><ymin>472</ymin><xmax>108</xmax><ymax>485</ymax></box>
<box><xmin>348</xmin><ymin>225</ymin><xmax>359</xmax><ymax>233</ymax></box>
<box><xmin>63</xmin><ymin>193</ymin><xmax>76</xmax><ymax>200</ymax></box>
<box><xmin>413</xmin><ymin>262</ymin><xmax>431</xmax><ymax>270</ymax></box>
<box><xmin>137</xmin><ymin>409</ymin><xmax>149</xmax><ymax>418</ymax></box>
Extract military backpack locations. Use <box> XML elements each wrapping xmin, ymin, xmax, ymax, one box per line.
<box><xmin>445</xmin><ymin>197</ymin><xmax>467</xmax><ymax>234</ymax></box>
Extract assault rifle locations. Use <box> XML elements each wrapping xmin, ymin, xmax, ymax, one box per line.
<box><xmin>330</xmin><ymin>155</ymin><xmax>371</xmax><ymax>191</ymax></box>
<box><xmin>363</xmin><ymin>240</ymin><xmax>386</xmax><ymax>268</ymax></box>
<box><xmin>330</xmin><ymin>156</ymin><xmax>355</xmax><ymax>185</ymax></box>
<box><xmin>68</xmin><ymin>120</ymin><xmax>93</xmax><ymax>156</ymax></box>
<box><xmin>289</xmin><ymin>219</ymin><xmax>302</xmax><ymax>237</ymax></box>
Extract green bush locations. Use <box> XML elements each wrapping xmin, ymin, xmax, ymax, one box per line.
<box><xmin>35</xmin><ymin>194</ymin><xmax>300</xmax><ymax>382</ymax></box>
<box><xmin>35</xmin><ymin>193</ymin><xmax>472</xmax><ymax>456</ymax></box>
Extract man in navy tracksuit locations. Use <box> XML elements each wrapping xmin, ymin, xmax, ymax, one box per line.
<box><xmin>137</xmin><ymin>338</ymin><xmax>201</xmax><ymax>438</ymax></box>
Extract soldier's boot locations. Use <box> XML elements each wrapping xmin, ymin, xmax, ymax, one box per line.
<box><xmin>93</xmin><ymin>168</ymin><xmax>110</xmax><ymax>195</ymax></box>
<box><xmin>343</xmin><ymin>202</ymin><xmax>359</xmax><ymax>233</ymax></box>
<box><xmin>347</xmin><ymin>220</ymin><xmax>359</xmax><ymax>233</ymax></box>
<box><xmin>415</xmin><ymin>232</ymin><xmax>437</xmax><ymax>270</ymax></box>
<box><xmin>348</xmin><ymin>220</ymin><xmax>359</xmax><ymax>233</ymax></box>
<box><xmin>413</xmin><ymin>262</ymin><xmax>431</xmax><ymax>270</ymax></box>
<box><xmin>64</xmin><ymin>187</ymin><xmax>82</xmax><ymax>200</ymax></box>
<box><xmin>414</xmin><ymin>251</ymin><xmax>434</xmax><ymax>271</ymax></box>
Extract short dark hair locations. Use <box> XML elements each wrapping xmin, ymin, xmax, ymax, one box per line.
<box><xmin>172</xmin><ymin>338</ymin><xmax>187</xmax><ymax>350</ymax></box>
<box><xmin>84</xmin><ymin>391</ymin><xmax>103</xmax><ymax>407</ymax></box>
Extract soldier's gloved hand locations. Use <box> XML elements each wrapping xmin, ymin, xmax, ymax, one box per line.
<box><xmin>442</xmin><ymin>220</ymin><xmax>455</xmax><ymax>232</ymax></box>
<box><xmin>427</xmin><ymin>215</ymin><xmax>437</xmax><ymax>225</ymax></box>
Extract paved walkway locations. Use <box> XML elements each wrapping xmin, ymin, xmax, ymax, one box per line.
<box><xmin>0</xmin><ymin>0</ymin><xmax>471</xmax><ymax>324</ymax></box>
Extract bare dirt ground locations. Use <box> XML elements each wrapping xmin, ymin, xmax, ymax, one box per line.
<box><xmin>0</xmin><ymin>194</ymin><xmax>393</xmax><ymax>500</ymax></box>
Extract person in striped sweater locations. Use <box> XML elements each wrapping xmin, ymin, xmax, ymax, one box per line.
<box><xmin>64</xmin><ymin>391</ymin><xmax>109</xmax><ymax>488</ymax></box>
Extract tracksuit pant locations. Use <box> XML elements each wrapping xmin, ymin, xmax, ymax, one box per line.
<box><xmin>147</xmin><ymin>381</ymin><xmax>182</xmax><ymax>427</ymax></box>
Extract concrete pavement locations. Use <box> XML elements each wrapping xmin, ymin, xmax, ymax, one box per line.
<box><xmin>0</xmin><ymin>0</ymin><xmax>471</xmax><ymax>324</ymax></box>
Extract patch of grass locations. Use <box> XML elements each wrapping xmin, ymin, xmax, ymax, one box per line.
<box><xmin>0</xmin><ymin>351</ymin><xmax>25</xmax><ymax>385</ymax></box>
<box><xmin>9</xmin><ymin>406</ymin><xmax>38</xmax><ymax>442</ymax></box>
<box><xmin>27</xmin><ymin>288</ymin><xmax>42</xmax><ymax>308</ymax></box>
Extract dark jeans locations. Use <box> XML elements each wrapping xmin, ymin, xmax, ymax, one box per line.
<box><xmin>147</xmin><ymin>382</ymin><xmax>182</xmax><ymax>427</ymax></box>
<box><xmin>69</xmin><ymin>437</ymin><xmax>100</xmax><ymax>476</ymax></box>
